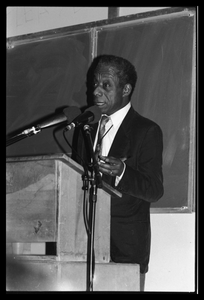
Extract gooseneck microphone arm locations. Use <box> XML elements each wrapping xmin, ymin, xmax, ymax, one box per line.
<box><xmin>6</xmin><ymin>125</ymin><xmax>41</xmax><ymax>147</ymax></box>
<box><xmin>6</xmin><ymin>106</ymin><xmax>81</xmax><ymax>147</ymax></box>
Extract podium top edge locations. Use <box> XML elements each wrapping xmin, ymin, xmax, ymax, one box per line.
<box><xmin>6</xmin><ymin>153</ymin><xmax>72</xmax><ymax>162</ymax></box>
<box><xmin>6</xmin><ymin>154</ymin><xmax>122</xmax><ymax>198</ymax></box>
<box><xmin>6</xmin><ymin>153</ymin><xmax>84</xmax><ymax>169</ymax></box>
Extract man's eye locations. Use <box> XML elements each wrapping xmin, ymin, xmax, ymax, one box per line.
<box><xmin>103</xmin><ymin>82</ymin><xmax>110</xmax><ymax>89</ymax></box>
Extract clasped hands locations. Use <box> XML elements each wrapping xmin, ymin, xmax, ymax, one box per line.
<box><xmin>97</xmin><ymin>155</ymin><xmax>125</xmax><ymax>177</ymax></box>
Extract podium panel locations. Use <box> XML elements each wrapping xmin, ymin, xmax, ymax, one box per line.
<box><xmin>6</xmin><ymin>159</ymin><xmax>57</xmax><ymax>242</ymax></box>
<box><xmin>56</xmin><ymin>157</ymin><xmax>111</xmax><ymax>262</ymax></box>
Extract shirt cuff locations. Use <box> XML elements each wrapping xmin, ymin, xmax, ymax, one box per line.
<box><xmin>115</xmin><ymin>161</ymin><xmax>126</xmax><ymax>186</ymax></box>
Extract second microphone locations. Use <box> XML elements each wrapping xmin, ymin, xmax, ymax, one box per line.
<box><xmin>65</xmin><ymin>105</ymin><xmax>102</xmax><ymax>131</ymax></box>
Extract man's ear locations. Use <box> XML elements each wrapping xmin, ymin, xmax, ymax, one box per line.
<box><xmin>123</xmin><ymin>84</ymin><xmax>132</xmax><ymax>97</ymax></box>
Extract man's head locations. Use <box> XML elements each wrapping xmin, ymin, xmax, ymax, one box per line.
<box><xmin>91</xmin><ymin>55</ymin><xmax>137</xmax><ymax>115</ymax></box>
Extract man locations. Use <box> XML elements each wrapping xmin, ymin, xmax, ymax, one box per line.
<box><xmin>73</xmin><ymin>54</ymin><xmax>164</xmax><ymax>291</ymax></box>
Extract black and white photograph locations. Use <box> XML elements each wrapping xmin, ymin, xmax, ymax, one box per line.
<box><xmin>6</xmin><ymin>7</ymin><xmax>198</xmax><ymax>293</ymax></box>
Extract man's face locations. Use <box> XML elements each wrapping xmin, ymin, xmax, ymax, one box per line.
<box><xmin>93</xmin><ymin>64</ymin><xmax>125</xmax><ymax>115</ymax></box>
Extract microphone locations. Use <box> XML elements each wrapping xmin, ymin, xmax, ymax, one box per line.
<box><xmin>21</xmin><ymin>106</ymin><xmax>81</xmax><ymax>135</ymax></box>
<box><xmin>65</xmin><ymin>105</ymin><xmax>102</xmax><ymax>131</ymax></box>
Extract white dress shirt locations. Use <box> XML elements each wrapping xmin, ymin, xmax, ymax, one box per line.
<box><xmin>94</xmin><ymin>102</ymin><xmax>131</xmax><ymax>186</ymax></box>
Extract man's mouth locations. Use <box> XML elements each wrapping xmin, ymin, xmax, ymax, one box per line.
<box><xmin>94</xmin><ymin>101</ymin><xmax>105</xmax><ymax>107</ymax></box>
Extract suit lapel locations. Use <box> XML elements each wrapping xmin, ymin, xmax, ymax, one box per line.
<box><xmin>108</xmin><ymin>126</ymin><xmax>131</xmax><ymax>159</ymax></box>
<box><xmin>108</xmin><ymin>106</ymin><xmax>135</xmax><ymax>160</ymax></box>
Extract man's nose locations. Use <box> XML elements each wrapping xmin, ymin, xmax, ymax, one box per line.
<box><xmin>93</xmin><ymin>86</ymin><xmax>103</xmax><ymax>97</ymax></box>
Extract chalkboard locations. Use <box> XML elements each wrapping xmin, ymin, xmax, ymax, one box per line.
<box><xmin>96</xmin><ymin>9</ymin><xmax>196</xmax><ymax>212</ymax></box>
<box><xmin>6</xmin><ymin>8</ymin><xmax>196</xmax><ymax>212</ymax></box>
<box><xmin>6</xmin><ymin>29</ymin><xmax>91</xmax><ymax>156</ymax></box>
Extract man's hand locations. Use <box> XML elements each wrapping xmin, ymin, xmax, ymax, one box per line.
<box><xmin>98</xmin><ymin>155</ymin><xmax>125</xmax><ymax>177</ymax></box>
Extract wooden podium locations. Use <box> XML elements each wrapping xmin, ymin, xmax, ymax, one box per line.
<box><xmin>6</xmin><ymin>154</ymin><xmax>140</xmax><ymax>291</ymax></box>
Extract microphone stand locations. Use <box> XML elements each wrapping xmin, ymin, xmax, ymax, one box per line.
<box><xmin>82</xmin><ymin>124</ymin><xmax>102</xmax><ymax>292</ymax></box>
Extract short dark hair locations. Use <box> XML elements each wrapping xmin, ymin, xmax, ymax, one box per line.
<box><xmin>94</xmin><ymin>54</ymin><xmax>137</xmax><ymax>98</ymax></box>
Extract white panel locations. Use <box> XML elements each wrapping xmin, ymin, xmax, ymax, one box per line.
<box><xmin>6</xmin><ymin>7</ymin><xmax>108</xmax><ymax>37</ymax></box>
<box><xmin>146</xmin><ymin>213</ymin><xmax>195</xmax><ymax>292</ymax></box>
<box><xmin>119</xmin><ymin>7</ymin><xmax>170</xmax><ymax>16</ymax></box>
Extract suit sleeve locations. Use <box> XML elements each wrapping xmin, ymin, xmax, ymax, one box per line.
<box><xmin>116</xmin><ymin>124</ymin><xmax>164</xmax><ymax>202</ymax></box>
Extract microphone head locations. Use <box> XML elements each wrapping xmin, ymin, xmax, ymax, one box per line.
<box><xmin>84</xmin><ymin>105</ymin><xmax>102</xmax><ymax>124</ymax></box>
<box><xmin>63</xmin><ymin>106</ymin><xmax>81</xmax><ymax>122</ymax></box>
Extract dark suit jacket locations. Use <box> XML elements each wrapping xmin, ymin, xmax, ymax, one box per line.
<box><xmin>72</xmin><ymin>106</ymin><xmax>164</xmax><ymax>274</ymax></box>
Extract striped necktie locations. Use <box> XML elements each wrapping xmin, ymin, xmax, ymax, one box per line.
<box><xmin>95</xmin><ymin>115</ymin><xmax>109</xmax><ymax>161</ymax></box>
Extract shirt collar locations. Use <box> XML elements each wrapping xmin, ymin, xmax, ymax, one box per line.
<box><xmin>108</xmin><ymin>102</ymin><xmax>131</xmax><ymax>128</ymax></box>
